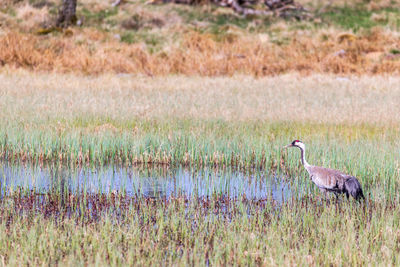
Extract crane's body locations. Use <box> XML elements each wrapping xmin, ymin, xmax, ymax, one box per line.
<box><xmin>284</xmin><ymin>140</ymin><xmax>364</xmax><ymax>201</ymax></box>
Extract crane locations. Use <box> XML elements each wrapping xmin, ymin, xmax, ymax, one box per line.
<box><xmin>284</xmin><ymin>140</ymin><xmax>365</xmax><ymax>201</ymax></box>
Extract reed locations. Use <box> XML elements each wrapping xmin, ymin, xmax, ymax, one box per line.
<box><xmin>0</xmin><ymin>73</ymin><xmax>399</xmax><ymax>198</ymax></box>
<box><xmin>0</xmin><ymin>72</ymin><xmax>399</xmax><ymax>265</ymax></box>
<box><xmin>1</xmin><ymin>0</ymin><xmax>399</xmax><ymax>263</ymax></box>
<box><xmin>0</xmin><ymin>191</ymin><xmax>399</xmax><ymax>266</ymax></box>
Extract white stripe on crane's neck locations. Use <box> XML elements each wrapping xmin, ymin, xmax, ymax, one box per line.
<box><xmin>297</xmin><ymin>143</ymin><xmax>311</xmax><ymax>170</ymax></box>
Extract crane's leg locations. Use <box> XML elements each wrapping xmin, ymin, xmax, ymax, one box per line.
<box><xmin>333</xmin><ymin>192</ymin><xmax>340</xmax><ymax>204</ymax></box>
<box><xmin>319</xmin><ymin>188</ymin><xmax>329</xmax><ymax>203</ymax></box>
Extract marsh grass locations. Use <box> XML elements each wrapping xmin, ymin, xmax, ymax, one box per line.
<box><xmin>1</xmin><ymin>0</ymin><xmax>400</xmax><ymax>263</ymax></box>
<box><xmin>0</xmin><ymin>73</ymin><xmax>399</xmax><ymax>201</ymax></box>
<box><xmin>2</xmin><ymin>72</ymin><xmax>400</xmax><ymax>123</ymax></box>
<box><xmin>0</xmin><ymin>190</ymin><xmax>399</xmax><ymax>266</ymax></box>
<box><xmin>0</xmin><ymin>72</ymin><xmax>398</xmax><ymax>265</ymax></box>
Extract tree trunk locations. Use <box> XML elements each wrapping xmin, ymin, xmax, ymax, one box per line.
<box><xmin>57</xmin><ymin>0</ymin><xmax>77</xmax><ymax>28</ymax></box>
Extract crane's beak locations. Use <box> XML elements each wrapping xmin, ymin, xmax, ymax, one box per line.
<box><xmin>283</xmin><ymin>144</ymin><xmax>293</xmax><ymax>149</ymax></box>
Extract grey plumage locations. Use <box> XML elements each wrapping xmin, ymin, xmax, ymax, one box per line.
<box><xmin>284</xmin><ymin>140</ymin><xmax>365</xmax><ymax>201</ymax></box>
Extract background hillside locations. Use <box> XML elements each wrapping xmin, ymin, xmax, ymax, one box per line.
<box><xmin>0</xmin><ymin>0</ymin><xmax>399</xmax><ymax>75</ymax></box>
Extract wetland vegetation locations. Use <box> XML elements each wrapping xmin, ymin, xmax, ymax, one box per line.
<box><xmin>1</xmin><ymin>0</ymin><xmax>400</xmax><ymax>265</ymax></box>
<box><xmin>0</xmin><ymin>73</ymin><xmax>399</xmax><ymax>265</ymax></box>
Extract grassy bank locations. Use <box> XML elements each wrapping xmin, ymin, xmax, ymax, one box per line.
<box><xmin>0</xmin><ymin>192</ymin><xmax>399</xmax><ymax>266</ymax></box>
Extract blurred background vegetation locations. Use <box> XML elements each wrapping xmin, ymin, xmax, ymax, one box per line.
<box><xmin>0</xmin><ymin>0</ymin><xmax>399</xmax><ymax>75</ymax></box>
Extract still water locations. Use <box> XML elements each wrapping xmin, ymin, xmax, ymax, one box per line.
<box><xmin>0</xmin><ymin>163</ymin><xmax>305</xmax><ymax>202</ymax></box>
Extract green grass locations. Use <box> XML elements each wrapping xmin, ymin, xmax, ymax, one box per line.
<box><xmin>80</xmin><ymin>7</ymin><xmax>119</xmax><ymax>26</ymax></box>
<box><xmin>321</xmin><ymin>6</ymin><xmax>400</xmax><ymax>31</ymax></box>
<box><xmin>1</xmin><ymin>0</ymin><xmax>400</xmax><ymax>262</ymax></box>
<box><xmin>0</xmin><ymin>195</ymin><xmax>399</xmax><ymax>266</ymax></box>
<box><xmin>390</xmin><ymin>48</ymin><xmax>400</xmax><ymax>54</ymax></box>
<box><xmin>0</xmin><ymin>73</ymin><xmax>399</xmax><ymax>200</ymax></box>
<box><xmin>179</xmin><ymin>8</ymin><xmax>253</xmax><ymax>29</ymax></box>
<box><xmin>121</xmin><ymin>31</ymin><xmax>165</xmax><ymax>52</ymax></box>
<box><xmin>1</xmin><ymin>119</ymin><xmax>399</xmax><ymax>202</ymax></box>
<box><xmin>0</xmin><ymin>72</ymin><xmax>399</xmax><ymax>265</ymax></box>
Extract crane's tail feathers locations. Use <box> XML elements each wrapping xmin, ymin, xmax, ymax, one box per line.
<box><xmin>345</xmin><ymin>177</ymin><xmax>364</xmax><ymax>201</ymax></box>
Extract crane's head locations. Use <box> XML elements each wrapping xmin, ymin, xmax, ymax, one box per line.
<box><xmin>284</xmin><ymin>140</ymin><xmax>305</xmax><ymax>150</ymax></box>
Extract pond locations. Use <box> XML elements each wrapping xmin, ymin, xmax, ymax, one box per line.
<box><xmin>0</xmin><ymin>162</ymin><xmax>305</xmax><ymax>203</ymax></box>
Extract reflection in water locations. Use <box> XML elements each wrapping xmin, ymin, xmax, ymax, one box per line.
<box><xmin>0</xmin><ymin>162</ymin><xmax>304</xmax><ymax>202</ymax></box>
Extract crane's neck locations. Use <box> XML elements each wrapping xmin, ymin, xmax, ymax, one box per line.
<box><xmin>298</xmin><ymin>146</ymin><xmax>311</xmax><ymax>170</ymax></box>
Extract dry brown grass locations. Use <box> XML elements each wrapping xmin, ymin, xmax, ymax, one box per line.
<box><xmin>1</xmin><ymin>71</ymin><xmax>400</xmax><ymax>125</ymax></box>
<box><xmin>0</xmin><ymin>27</ymin><xmax>399</xmax><ymax>76</ymax></box>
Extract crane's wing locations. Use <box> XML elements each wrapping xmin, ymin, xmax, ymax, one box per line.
<box><xmin>308</xmin><ymin>166</ymin><xmax>351</xmax><ymax>191</ymax></box>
